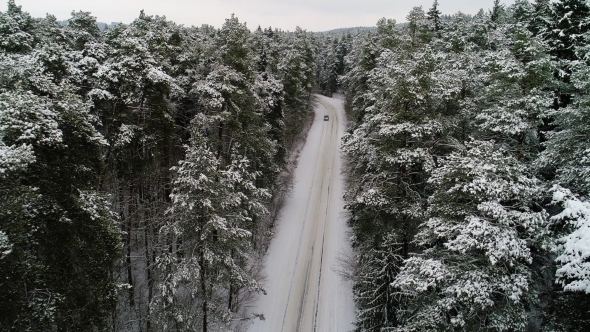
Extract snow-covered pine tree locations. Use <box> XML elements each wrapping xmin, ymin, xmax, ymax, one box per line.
<box><xmin>342</xmin><ymin>11</ymin><xmax>462</xmax><ymax>329</ymax></box>
<box><xmin>550</xmin><ymin>186</ymin><xmax>590</xmax><ymax>293</ymax></box>
<box><xmin>406</xmin><ymin>6</ymin><xmax>432</xmax><ymax>47</ymax></box>
<box><xmin>473</xmin><ymin>21</ymin><xmax>552</xmax><ymax>158</ymax></box>
<box><xmin>0</xmin><ymin>3</ymin><xmax>121</xmax><ymax>329</ymax></box>
<box><xmin>66</xmin><ymin>10</ymin><xmax>101</xmax><ymax>51</ymax></box>
<box><xmin>316</xmin><ymin>35</ymin><xmax>339</xmax><ymax>97</ymax></box>
<box><xmin>0</xmin><ymin>0</ymin><xmax>34</xmax><ymax>53</ymax></box>
<box><xmin>515</xmin><ymin>0</ymin><xmax>535</xmax><ymax>23</ymax></box>
<box><xmin>214</xmin><ymin>15</ymin><xmax>279</xmax><ymax>191</ymax></box>
<box><xmin>491</xmin><ymin>0</ymin><xmax>505</xmax><ymax>23</ymax></box>
<box><xmin>154</xmin><ymin>115</ymin><xmax>267</xmax><ymax>331</ymax></box>
<box><xmin>92</xmin><ymin>13</ymin><xmax>185</xmax><ymax>328</ymax></box>
<box><xmin>427</xmin><ymin>0</ymin><xmax>443</xmax><ymax>33</ymax></box>
<box><xmin>544</xmin><ymin>185</ymin><xmax>590</xmax><ymax>330</ymax></box>
<box><xmin>394</xmin><ymin>140</ymin><xmax>548</xmax><ymax>331</ymax></box>
<box><xmin>279</xmin><ymin>27</ymin><xmax>316</xmax><ymax>143</ymax></box>
<box><xmin>340</xmin><ymin>29</ymin><xmax>381</xmax><ymax>124</ymax></box>
<box><xmin>528</xmin><ymin>0</ymin><xmax>553</xmax><ymax>36</ymax></box>
<box><xmin>540</xmin><ymin>37</ymin><xmax>590</xmax><ymax>195</ymax></box>
<box><xmin>0</xmin><ymin>85</ymin><xmax>120</xmax><ymax>331</ymax></box>
<box><xmin>544</xmin><ymin>0</ymin><xmax>590</xmax><ymax>109</ymax></box>
<box><xmin>538</xmin><ymin>29</ymin><xmax>590</xmax><ymax>330</ymax></box>
<box><xmin>0</xmin><ymin>3</ymin><xmax>322</xmax><ymax>330</ymax></box>
<box><xmin>547</xmin><ymin>0</ymin><xmax>590</xmax><ymax>62</ymax></box>
<box><xmin>342</xmin><ymin>3</ymin><xmax>562</xmax><ymax>331</ymax></box>
<box><xmin>353</xmin><ymin>233</ymin><xmax>405</xmax><ymax>331</ymax></box>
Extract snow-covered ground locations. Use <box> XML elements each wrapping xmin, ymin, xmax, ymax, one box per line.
<box><xmin>246</xmin><ymin>95</ymin><xmax>355</xmax><ymax>332</ymax></box>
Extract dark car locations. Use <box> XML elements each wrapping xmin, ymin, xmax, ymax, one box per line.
<box><xmin>324</xmin><ymin>115</ymin><xmax>329</xmax><ymax>121</ymax></box>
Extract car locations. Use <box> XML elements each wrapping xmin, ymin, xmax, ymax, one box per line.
<box><xmin>324</xmin><ymin>115</ymin><xmax>329</xmax><ymax>121</ymax></box>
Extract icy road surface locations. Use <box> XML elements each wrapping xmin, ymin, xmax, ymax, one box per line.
<box><xmin>247</xmin><ymin>95</ymin><xmax>355</xmax><ymax>332</ymax></box>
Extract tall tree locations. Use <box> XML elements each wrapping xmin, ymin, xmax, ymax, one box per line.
<box><xmin>0</xmin><ymin>86</ymin><xmax>120</xmax><ymax>331</ymax></box>
<box><xmin>0</xmin><ymin>0</ymin><xmax>34</xmax><ymax>53</ymax></box>
<box><xmin>427</xmin><ymin>0</ymin><xmax>443</xmax><ymax>32</ymax></box>
<box><xmin>491</xmin><ymin>0</ymin><xmax>505</xmax><ymax>23</ymax></box>
<box><xmin>154</xmin><ymin>115</ymin><xmax>267</xmax><ymax>331</ymax></box>
<box><xmin>394</xmin><ymin>140</ymin><xmax>548</xmax><ymax>332</ymax></box>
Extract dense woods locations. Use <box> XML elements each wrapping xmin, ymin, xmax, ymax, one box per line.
<box><xmin>0</xmin><ymin>1</ymin><xmax>316</xmax><ymax>330</ymax></box>
<box><xmin>329</xmin><ymin>0</ymin><xmax>590</xmax><ymax>331</ymax></box>
<box><xmin>2</xmin><ymin>0</ymin><xmax>590</xmax><ymax>331</ymax></box>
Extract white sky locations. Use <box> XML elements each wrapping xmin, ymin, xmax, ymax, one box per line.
<box><xmin>4</xmin><ymin>0</ymin><xmax>515</xmax><ymax>31</ymax></box>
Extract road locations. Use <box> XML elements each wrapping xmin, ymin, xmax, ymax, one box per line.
<box><xmin>247</xmin><ymin>94</ymin><xmax>355</xmax><ymax>332</ymax></box>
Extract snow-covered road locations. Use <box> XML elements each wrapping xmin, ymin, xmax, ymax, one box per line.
<box><xmin>247</xmin><ymin>95</ymin><xmax>355</xmax><ymax>332</ymax></box>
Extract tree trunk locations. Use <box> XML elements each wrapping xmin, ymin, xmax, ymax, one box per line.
<box><xmin>125</xmin><ymin>185</ymin><xmax>135</xmax><ymax>308</ymax></box>
<box><xmin>228</xmin><ymin>248</ymin><xmax>236</xmax><ymax>311</ymax></box>
<box><xmin>144</xmin><ymin>202</ymin><xmax>152</xmax><ymax>331</ymax></box>
<box><xmin>217</xmin><ymin>120</ymin><xmax>225</xmax><ymax>162</ymax></box>
<box><xmin>199</xmin><ymin>235</ymin><xmax>208</xmax><ymax>332</ymax></box>
<box><xmin>402</xmin><ymin>219</ymin><xmax>409</xmax><ymax>259</ymax></box>
<box><xmin>228</xmin><ymin>283</ymin><xmax>233</xmax><ymax>312</ymax></box>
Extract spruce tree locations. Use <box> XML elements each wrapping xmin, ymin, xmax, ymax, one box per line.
<box><xmin>427</xmin><ymin>0</ymin><xmax>443</xmax><ymax>32</ymax></box>
<box><xmin>491</xmin><ymin>0</ymin><xmax>505</xmax><ymax>23</ymax></box>
<box><xmin>529</xmin><ymin>0</ymin><xmax>553</xmax><ymax>35</ymax></box>
<box><xmin>548</xmin><ymin>0</ymin><xmax>590</xmax><ymax>62</ymax></box>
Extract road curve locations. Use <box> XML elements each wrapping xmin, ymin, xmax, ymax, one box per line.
<box><xmin>247</xmin><ymin>94</ymin><xmax>355</xmax><ymax>332</ymax></box>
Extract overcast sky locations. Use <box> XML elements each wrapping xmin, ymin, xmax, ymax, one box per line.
<box><xmin>4</xmin><ymin>0</ymin><xmax>515</xmax><ymax>31</ymax></box>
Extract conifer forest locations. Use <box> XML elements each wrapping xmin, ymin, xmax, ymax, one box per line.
<box><xmin>1</xmin><ymin>0</ymin><xmax>590</xmax><ymax>331</ymax></box>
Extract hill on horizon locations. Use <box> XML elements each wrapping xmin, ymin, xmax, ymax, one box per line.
<box><xmin>321</xmin><ymin>26</ymin><xmax>376</xmax><ymax>34</ymax></box>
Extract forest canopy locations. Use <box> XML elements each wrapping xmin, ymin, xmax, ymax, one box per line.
<box><xmin>0</xmin><ymin>1</ymin><xmax>316</xmax><ymax>330</ymax></box>
<box><xmin>2</xmin><ymin>0</ymin><xmax>590</xmax><ymax>331</ymax></box>
<box><xmin>330</xmin><ymin>0</ymin><xmax>590</xmax><ymax>331</ymax></box>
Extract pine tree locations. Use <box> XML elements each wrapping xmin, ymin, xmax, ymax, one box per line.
<box><xmin>544</xmin><ymin>0</ymin><xmax>590</xmax><ymax>112</ymax></box>
<box><xmin>0</xmin><ymin>0</ymin><xmax>34</xmax><ymax>53</ymax></box>
<box><xmin>66</xmin><ymin>11</ymin><xmax>101</xmax><ymax>50</ymax></box>
<box><xmin>353</xmin><ymin>233</ymin><xmax>404</xmax><ymax>331</ymax></box>
<box><xmin>491</xmin><ymin>0</ymin><xmax>505</xmax><ymax>23</ymax></box>
<box><xmin>541</xmin><ymin>185</ymin><xmax>590</xmax><ymax>330</ymax></box>
<box><xmin>427</xmin><ymin>0</ymin><xmax>443</xmax><ymax>32</ymax></box>
<box><xmin>341</xmin><ymin>4</ymin><xmax>564</xmax><ymax>330</ymax></box>
<box><xmin>529</xmin><ymin>0</ymin><xmax>553</xmax><ymax>35</ymax></box>
<box><xmin>0</xmin><ymin>3</ymin><xmax>322</xmax><ymax>330</ymax></box>
<box><xmin>473</xmin><ymin>22</ymin><xmax>552</xmax><ymax>156</ymax></box>
<box><xmin>511</xmin><ymin>0</ymin><xmax>533</xmax><ymax>26</ymax></box>
<box><xmin>278</xmin><ymin>27</ymin><xmax>316</xmax><ymax>145</ymax></box>
<box><xmin>317</xmin><ymin>36</ymin><xmax>339</xmax><ymax>96</ymax></box>
<box><xmin>406</xmin><ymin>6</ymin><xmax>431</xmax><ymax>47</ymax></box>
<box><xmin>0</xmin><ymin>3</ymin><xmax>121</xmax><ymax>329</ymax></box>
<box><xmin>540</xmin><ymin>43</ymin><xmax>590</xmax><ymax>194</ymax></box>
<box><xmin>154</xmin><ymin>115</ymin><xmax>267</xmax><ymax>331</ymax></box>
<box><xmin>394</xmin><ymin>140</ymin><xmax>548</xmax><ymax>332</ymax></box>
<box><xmin>0</xmin><ymin>86</ymin><xmax>120</xmax><ymax>330</ymax></box>
<box><xmin>548</xmin><ymin>0</ymin><xmax>590</xmax><ymax>62</ymax></box>
<box><xmin>550</xmin><ymin>186</ymin><xmax>590</xmax><ymax>293</ymax></box>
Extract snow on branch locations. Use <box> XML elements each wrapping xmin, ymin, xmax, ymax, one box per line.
<box><xmin>551</xmin><ymin>185</ymin><xmax>590</xmax><ymax>293</ymax></box>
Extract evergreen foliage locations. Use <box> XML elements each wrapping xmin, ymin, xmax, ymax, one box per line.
<box><xmin>427</xmin><ymin>0</ymin><xmax>443</xmax><ymax>32</ymax></box>
<box><xmin>3</xmin><ymin>0</ymin><xmax>590</xmax><ymax>330</ymax></box>
<box><xmin>0</xmin><ymin>2</ymin><xmax>317</xmax><ymax>331</ymax></box>
<box><xmin>336</xmin><ymin>1</ymin><xmax>590</xmax><ymax>330</ymax></box>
